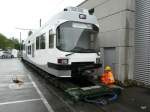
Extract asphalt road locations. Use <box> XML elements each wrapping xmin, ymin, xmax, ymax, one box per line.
<box><xmin>0</xmin><ymin>58</ymin><xmax>149</xmax><ymax>112</ymax></box>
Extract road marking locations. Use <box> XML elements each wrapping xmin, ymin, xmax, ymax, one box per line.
<box><xmin>27</xmin><ymin>74</ymin><xmax>54</xmax><ymax>112</ymax></box>
<box><xmin>0</xmin><ymin>74</ymin><xmax>25</xmax><ymax>76</ymax></box>
<box><xmin>0</xmin><ymin>82</ymin><xmax>33</xmax><ymax>88</ymax></box>
<box><xmin>0</xmin><ymin>99</ymin><xmax>41</xmax><ymax>106</ymax></box>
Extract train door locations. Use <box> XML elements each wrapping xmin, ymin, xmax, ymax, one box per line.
<box><xmin>32</xmin><ymin>43</ymin><xmax>34</xmax><ymax>57</ymax></box>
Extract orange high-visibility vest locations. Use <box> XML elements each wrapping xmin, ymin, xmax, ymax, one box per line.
<box><xmin>100</xmin><ymin>71</ymin><xmax>115</xmax><ymax>85</ymax></box>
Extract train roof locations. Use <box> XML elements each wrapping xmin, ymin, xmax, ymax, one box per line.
<box><xmin>25</xmin><ymin>7</ymin><xmax>99</xmax><ymax>42</ymax></box>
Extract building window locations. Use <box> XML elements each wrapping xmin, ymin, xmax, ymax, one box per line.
<box><xmin>40</xmin><ymin>34</ymin><xmax>45</xmax><ymax>49</ymax></box>
<box><xmin>49</xmin><ymin>31</ymin><xmax>54</xmax><ymax>48</ymax></box>
<box><xmin>36</xmin><ymin>37</ymin><xmax>39</xmax><ymax>49</ymax></box>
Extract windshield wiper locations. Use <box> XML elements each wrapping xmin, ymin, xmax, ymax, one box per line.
<box><xmin>65</xmin><ymin>52</ymin><xmax>75</xmax><ymax>57</ymax></box>
<box><xmin>69</xmin><ymin>47</ymin><xmax>84</xmax><ymax>53</ymax></box>
<box><xmin>70</xmin><ymin>47</ymin><xmax>97</xmax><ymax>53</ymax></box>
<box><xmin>84</xmin><ymin>49</ymin><xmax>97</xmax><ymax>53</ymax></box>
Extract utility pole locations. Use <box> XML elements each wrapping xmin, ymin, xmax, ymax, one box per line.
<box><xmin>20</xmin><ymin>32</ymin><xmax>22</xmax><ymax>51</ymax></box>
<box><xmin>16</xmin><ymin>27</ymin><xmax>34</xmax><ymax>58</ymax></box>
<box><xmin>40</xmin><ymin>19</ymin><xmax>42</xmax><ymax>27</ymax></box>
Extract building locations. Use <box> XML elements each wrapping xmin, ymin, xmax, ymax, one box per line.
<box><xmin>78</xmin><ymin>0</ymin><xmax>150</xmax><ymax>85</ymax></box>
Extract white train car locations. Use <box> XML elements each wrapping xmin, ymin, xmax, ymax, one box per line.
<box><xmin>22</xmin><ymin>7</ymin><xmax>102</xmax><ymax>78</ymax></box>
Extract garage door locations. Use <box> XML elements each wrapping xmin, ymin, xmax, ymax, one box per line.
<box><xmin>134</xmin><ymin>0</ymin><xmax>150</xmax><ymax>85</ymax></box>
<box><xmin>104</xmin><ymin>47</ymin><xmax>116</xmax><ymax>75</ymax></box>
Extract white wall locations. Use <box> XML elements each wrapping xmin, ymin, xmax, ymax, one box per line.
<box><xmin>78</xmin><ymin>0</ymin><xmax>135</xmax><ymax>81</ymax></box>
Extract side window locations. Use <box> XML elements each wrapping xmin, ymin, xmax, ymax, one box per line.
<box><xmin>27</xmin><ymin>45</ymin><xmax>31</xmax><ymax>55</ymax></box>
<box><xmin>49</xmin><ymin>30</ymin><xmax>54</xmax><ymax>48</ymax></box>
<box><xmin>40</xmin><ymin>34</ymin><xmax>45</xmax><ymax>49</ymax></box>
<box><xmin>36</xmin><ymin>37</ymin><xmax>39</xmax><ymax>49</ymax></box>
<box><xmin>30</xmin><ymin>45</ymin><xmax>31</xmax><ymax>54</ymax></box>
<box><xmin>23</xmin><ymin>44</ymin><xmax>25</xmax><ymax>51</ymax></box>
<box><xmin>89</xmin><ymin>34</ymin><xmax>95</xmax><ymax>49</ymax></box>
<box><xmin>32</xmin><ymin>43</ymin><xmax>35</xmax><ymax>57</ymax></box>
<box><xmin>36</xmin><ymin>33</ymin><xmax>46</xmax><ymax>50</ymax></box>
<box><xmin>26</xmin><ymin>46</ymin><xmax>28</xmax><ymax>54</ymax></box>
<box><xmin>28</xmin><ymin>46</ymin><xmax>29</xmax><ymax>54</ymax></box>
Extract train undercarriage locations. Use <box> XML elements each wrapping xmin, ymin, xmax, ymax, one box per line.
<box><xmin>22</xmin><ymin>58</ymin><xmax>121</xmax><ymax>105</ymax></box>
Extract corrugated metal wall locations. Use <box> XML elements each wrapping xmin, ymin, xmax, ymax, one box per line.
<box><xmin>134</xmin><ymin>0</ymin><xmax>150</xmax><ymax>85</ymax></box>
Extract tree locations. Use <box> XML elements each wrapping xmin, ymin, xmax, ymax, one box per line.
<box><xmin>0</xmin><ymin>33</ymin><xmax>7</xmax><ymax>49</ymax></box>
<box><xmin>11</xmin><ymin>37</ymin><xmax>20</xmax><ymax>50</ymax></box>
<box><xmin>0</xmin><ymin>33</ymin><xmax>21</xmax><ymax>50</ymax></box>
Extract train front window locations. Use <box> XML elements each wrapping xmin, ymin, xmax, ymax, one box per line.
<box><xmin>56</xmin><ymin>22</ymin><xmax>99</xmax><ymax>53</ymax></box>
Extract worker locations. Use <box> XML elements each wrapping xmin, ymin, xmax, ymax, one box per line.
<box><xmin>100</xmin><ymin>65</ymin><xmax>115</xmax><ymax>85</ymax></box>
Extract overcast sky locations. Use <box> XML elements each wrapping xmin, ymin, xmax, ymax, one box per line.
<box><xmin>0</xmin><ymin>0</ymin><xmax>85</xmax><ymax>40</ymax></box>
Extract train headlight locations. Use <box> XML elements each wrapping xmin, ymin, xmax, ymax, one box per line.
<box><xmin>57</xmin><ymin>58</ymin><xmax>69</xmax><ymax>64</ymax></box>
<box><xmin>96</xmin><ymin>58</ymin><xmax>101</xmax><ymax>64</ymax></box>
<box><xmin>79</xmin><ymin>14</ymin><xmax>86</xmax><ymax>19</ymax></box>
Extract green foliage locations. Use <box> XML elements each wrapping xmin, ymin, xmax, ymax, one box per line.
<box><xmin>0</xmin><ymin>33</ymin><xmax>7</xmax><ymax>49</ymax></box>
<box><xmin>0</xmin><ymin>33</ymin><xmax>20</xmax><ymax>50</ymax></box>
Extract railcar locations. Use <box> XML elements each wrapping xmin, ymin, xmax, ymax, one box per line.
<box><xmin>22</xmin><ymin>7</ymin><xmax>102</xmax><ymax>78</ymax></box>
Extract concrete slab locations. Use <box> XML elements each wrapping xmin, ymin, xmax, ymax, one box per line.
<box><xmin>0</xmin><ymin>59</ymin><xmax>53</xmax><ymax>112</ymax></box>
<box><xmin>0</xmin><ymin>85</ymin><xmax>40</xmax><ymax>103</ymax></box>
<box><xmin>1</xmin><ymin>58</ymin><xmax>149</xmax><ymax>112</ymax></box>
<box><xmin>0</xmin><ymin>100</ymin><xmax>49</xmax><ymax>112</ymax></box>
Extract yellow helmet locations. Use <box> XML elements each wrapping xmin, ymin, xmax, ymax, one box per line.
<box><xmin>104</xmin><ymin>65</ymin><xmax>112</xmax><ymax>71</ymax></box>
